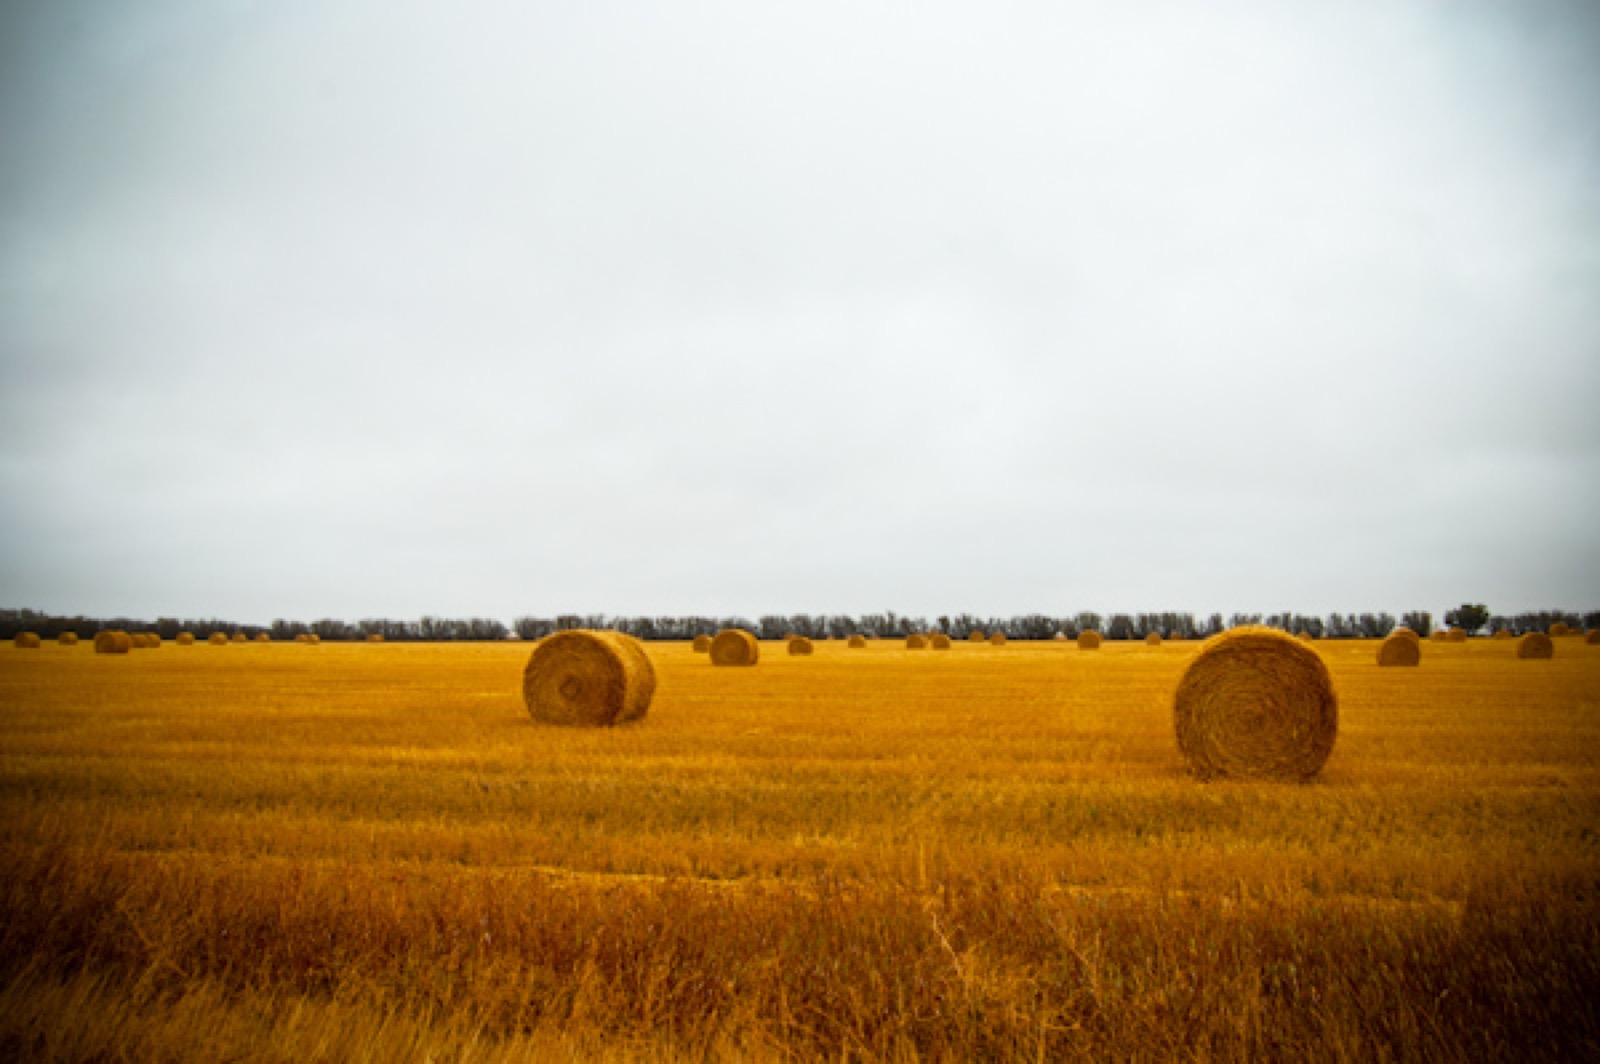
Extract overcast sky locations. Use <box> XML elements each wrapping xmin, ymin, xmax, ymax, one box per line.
<box><xmin>2</xmin><ymin>1</ymin><xmax>1597</xmax><ymax>624</ymax></box>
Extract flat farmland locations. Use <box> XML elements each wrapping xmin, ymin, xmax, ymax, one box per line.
<box><xmin>1</xmin><ymin>637</ymin><xmax>1597</xmax><ymax>1061</ymax></box>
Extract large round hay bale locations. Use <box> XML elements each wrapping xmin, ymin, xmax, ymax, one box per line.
<box><xmin>1376</xmin><ymin>633</ymin><xmax>1420</xmax><ymax>666</ymax></box>
<box><xmin>208</xmin><ymin>632</ymin><xmax>228</xmax><ymax>645</ymax></box>
<box><xmin>847</xmin><ymin>634</ymin><xmax>866</xmax><ymax>649</ymax></box>
<box><xmin>1145</xmin><ymin>632</ymin><xmax>1162</xmax><ymax>646</ymax></box>
<box><xmin>968</xmin><ymin>631</ymin><xmax>985</xmax><ymax>643</ymax></box>
<box><xmin>1550</xmin><ymin>622</ymin><xmax>1572</xmax><ymax>636</ymax></box>
<box><xmin>1078</xmin><ymin>631</ymin><xmax>1102</xmax><ymax>650</ymax></box>
<box><xmin>176</xmin><ymin>632</ymin><xmax>195</xmax><ymax>645</ymax></box>
<box><xmin>930</xmin><ymin>633</ymin><xmax>952</xmax><ymax>649</ymax></box>
<box><xmin>1517</xmin><ymin>633</ymin><xmax>1553</xmax><ymax>659</ymax></box>
<box><xmin>788</xmin><ymin>636</ymin><xmax>814</xmax><ymax>656</ymax></box>
<box><xmin>692</xmin><ymin>634</ymin><xmax>712</xmax><ymax>653</ymax></box>
<box><xmin>58</xmin><ymin>632</ymin><xmax>79</xmax><ymax>646</ymax></box>
<box><xmin>988</xmin><ymin>632</ymin><xmax>1007</xmax><ymax>646</ymax></box>
<box><xmin>710</xmin><ymin>629</ymin><xmax>758</xmax><ymax>666</ymax></box>
<box><xmin>94</xmin><ymin>630</ymin><xmax>132</xmax><ymax>655</ymax></box>
<box><xmin>1446</xmin><ymin>628</ymin><xmax>1467</xmax><ymax>643</ymax></box>
<box><xmin>523</xmin><ymin>630</ymin><xmax>656</xmax><ymax>726</ymax></box>
<box><xmin>1389</xmin><ymin>627</ymin><xmax>1420</xmax><ymax>645</ymax></box>
<box><xmin>906</xmin><ymin>633</ymin><xmax>929</xmax><ymax>649</ymax></box>
<box><xmin>14</xmin><ymin>632</ymin><xmax>41</xmax><ymax>648</ymax></box>
<box><xmin>1173</xmin><ymin>626</ymin><xmax>1339</xmax><ymax>781</ymax></box>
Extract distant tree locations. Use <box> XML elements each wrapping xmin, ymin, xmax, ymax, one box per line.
<box><xmin>1443</xmin><ymin>604</ymin><xmax>1490</xmax><ymax>634</ymax></box>
<box><xmin>1400</xmin><ymin>611</ymin><xmax>1432</xmax><ymax>637</ymax></box>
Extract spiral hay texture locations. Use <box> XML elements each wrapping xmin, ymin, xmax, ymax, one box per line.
<box><xmin>522</xmin><ymin>630</ymin><xmax>656</xmax><ymax>726</ymax></box>
<box><xmin>1078</xmin><ymin>631</ymin><xmax>1102</xmax><ymax>650</ymax></box>
<box><xmin>692</xmin><ymin>634</ymin><xmax>712</xmax><ymax>653</ymax></box>
<box><xmin>1377</xmin><ymin>633</ymin><xmax>1420</xmax><ymax>667</ymax></box>
<box><xmin>1517</xmin><ymin>633</ymin><xmax>1553</xmax><ymax>660</ymax></box>
<box><xmin>906</xmin><ymin>633</ymin><xmax>929</xmax><ymax>649</ymax></box>
<box><xmin>788</xmin><ymin>636</ymin><xmax>814</xmax><ymax>656</ymax></box>
<box><xmin>710</xmin><ymin>629</ymin><xmax>759</xmax><ymax>666</ymax></box>
<box><xmin>1173</xmin><ymin>626</ymin><xmax>1338</xmax><ymax>782</ymax></box>
<box><xmin>94</xmin><ymin>631</ymin><xmax>132</xmax><ymax>655</ymax></box>
<box><xmin>848</xmin><ymin>634</ymin><xmax>867</xmax><ymax>649</ymax></box>
<box><xmin>14</xmin><ymin>632</ymin><xmax>41</xmax><ymax>648</ymax></box>
<box><xmin>931</xmin><ymin>633</ymin><xmax>952</xmax><ymax>650</ymax></box>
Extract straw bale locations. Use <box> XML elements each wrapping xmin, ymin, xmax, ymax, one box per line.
<box><xmin>788</xmin><ymin>636</ymin><xmax>814</xmax><ymax>656</ymax></box>
<box><xmin>692</xmin><ymin>634</ymin><xmax>712</xmax><ymax>653</ymax></box>
<box><xmin>1492</xmin><ymin>629</ymin><xmax>1514</xmax><ymax>640</ymax></box>
<box><xmin>94</xmin><ymin>630</ymin><xmax>132</xmax><ymax>655</ymax></box>
<box><xmin>1145</xmin><ymin>632</ymin><xmax>1162</xmax><ymax>646</ymax></box>
<box><xmin>968</xmin><ymin>631</ymin><xmax>985</xmax><ymax>642</ymax></box>
<box><xmin>906</xmin><ymin>633</ymin><xmax>929</xmax><ymax>649</ymax></box>
<box><xmin>1078</xmin><ymin>631</ymin><xmax>1102</xmax><ymax>650</ymax></box>
<box><xmin>1429</xmin><ymin>631</ymin><xmax>1447</xmax><ymax>642</ymax></box>
<box><xmin>1446</xmin><ymin>628</ymin><xmax>1467</xmax><ymax>643</ymax></box>
<box><xmin>232</xmin><ymin>633</ymin><xmax>248</xmax><ymax>643</ymax></box>
<box><xmin>1389</xmin><ymin>628</ymin><xmax>1420</xmax><ymax>645</ymax></box>
<box><xmin>1376</xmin><ymin>633</ymin><xmax>1420</xmax><ymax>666</ymax></box>
<box><xmin>255</xmin><ymin>633</ymin><xmax>271</xmax><ymax>643</ymax></box>
<box><xmin>208</xmin><ymin>632</ymin><xmax>229</xmax><ymax>645</ymax></box>
<box><xmin>307</xmin><ymin>634</ymin><xmax>321</xmax><ymax>645</ymax></box>
<box><xmin>1517</xmin><ymin>633</ymin><xmax>1553</xmax><ymax>660</ymax></box>
<box><xmin>930</xmin><ymin>633</ymin><xmax>952</xmax><ymax>649</ymax></box>
<box><xmin>176</xmin><ymin>632</ymin><xmax>195</xmax><ymax>645</ymax></box>
<box><xmin>14</xmin><ymin>632</ymin><xmax>41</xmax><ymax>648</ymax></box>
<box><xmin>989</xmin><ymin>632</ymin><xmax>1007</xmax><ymax>646</ymax></box>
<box><xmin>366</xmin><ymin>633</ymin><xmax>384</xmax><ymax>643</ymax></box>
<box><xmin>58</xmin><ymin>632</ymin><xmax>79</xmax><ymax>646</ymax></box>
<box><xmin>1173</xmin><ymin>625</ymin><xmax>1339</xmax><ymax>781</ymax></box>
<box><xmin>1550</xmin><ymin>622</ymin><xmax>1572</xmax><ymax>636</ymax></box>
<box><xmin>1588</xmin><ymin>630</ymin><xmax>1600</xmax><ymax>645</ymax></box>
<box><xmin>523</xmin><ymin>629</ymin><xmax>656</xmax><ymax>726</ymax></box>
<box><xmin>848</xmin><ymin>634</ymin><xmax>867</xmax><ymax>648</ymax></box>
<box><xmin>710</xmin><ymin>628</ymin><xmax>759</xmax><ymax>666</ymax></box>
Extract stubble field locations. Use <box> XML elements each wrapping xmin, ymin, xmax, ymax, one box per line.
<box><xmin>1</xmin><ymin>636</ymin><xmax>1597</xmax><ymax>1061</ymax></box>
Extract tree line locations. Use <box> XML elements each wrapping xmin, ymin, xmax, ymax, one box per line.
<box><xmin>5</xmin><ymin>607</ymin><xmax>1595</xmax><ymax>643</ymax></box>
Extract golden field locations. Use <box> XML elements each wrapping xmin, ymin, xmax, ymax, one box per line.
<box><xmin>1</xmin><ymin>636</ymin><xmax>1597</xmax><ymax>1061</ymax></box>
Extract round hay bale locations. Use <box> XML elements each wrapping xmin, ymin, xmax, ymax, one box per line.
<box><xmin>523</xmin><ymin>629</ymin><xmax>656</xmax><ymax>726</ymax></box>
<box><xmin>142</xmin><ymin>634</ymin><xmax>161</xmax><ymax>648</ymax></box>
<box><xmin>1078</xmin><ymin>631</ymin><xmax>1102</xmax><ymax>650</ymax></box>
<box><xmin>968</xmin><ymin>631</ymin><xmax>985</xmax><ymax>643</ymax></box>
<box><xmin>14</xmin><ymin>632</ymin><xmax>41</xmax><ymax>648</ymax></box>
<box><xmin>1145</xmin><ymin>632</ymin><xmax>1162</xmax><ymax>646</ymax></box>
<box><xmin>906</xmin><ymin>633</ymin><xmax>929</xmax><ymax>649</ymax></box>
<box><xmin>988</xmin><ymin>632</ymin><xmax>1007</xmax><ymax>646</ymax></box>
<box><xmin>208</xmin><ymin>632</ymin><xmax>228</xmax><ymax>645</ymax></box>
<box><xmin>58</xmin><ymin>632</ymin><xmax>79</xmax><ymax>646</ymax></box>
<box><xmin>176</xmin><ymin>632</ymin><xmax>195</xmax><ymax>645</ymax></box>
<box><xmin>1492</xmin><ymin>629</ymin><xmax>1514</xmax><ymax>640</ymax></box>
<box><xmin>1587</xmin><ymin>629</ymin><xmax>1600</xmax><ymax>645</ymax></box>
<box><xmin>710</xmin><ymin>629</ymin><xmax>758</xmax><ymax>666</ymax></box>
<box><xmin>787</xmin><ymin>636</ymin><xmax>814</xmax><ymax>656</ymax></box>
<box><xmin>1376</xmin><ymin>633</ymin><xmax>1420</xmax><ymax>666</ymax></box>
<box><xmin>1173</xmin><ymin>626</ymin><xmax>1338</xmax><ymax>781</ymax></box>
<box><xmin>1428</xmin><ymin>630</ymin><xmax>1448</xmax><ymax>642</ymax></box>
<box><xmin>255</xmin><ymin>633</ymin><xmax>270</xmax><ymax>643</ymax></box>
<box><xmin>231</xmin><ymin>632</ymin><xmax>247</xmax><ymax>644</ymax></box>
<box><xmin>1517</xmin><ymin>633</ymin><xmax>1553</xmax><ymax>659</ymax></box>
<box><xmin>1446</xmin><ymin>628</ymin><xmax>1467</xmax><ymax>643</ymax></box>
<box><xmin>847</xmin><ymin>634</ymin><xmax>866</xmax><ymax>648</ymax></box>
<box><xmin>306</xmin><ymin>634</ymin><xmax>321</xmax><ymax>645</ymax></box>
<box><xmin>365</xmin><ymin>633</ymin><xmax>384</xmax><ymax>643</ymax></box>
<box><xmin>1389</xmin><ymin>628</ymin><xmax>1420</xmax><ymax>645</ymax></box>
<box><xmin>293</xmin><ymin>633</ymin><xmax>309</xmax><ymax>644</ymax></box>
<box><xmin>930</xmin><ymin>633</ymin><xmax>952</xmax><ymax>649</ymax></box>
<box><xmin>692</xmin><ymin>634</ymin><xmax>712</xmax><ymax>653</ymax></box>
<box><xmin>1167</xmin><ymin>631</ymin><xmax>1184</xmax><ymax>641</ymax></box>
<box><xmin>1550</xmin><ymin>622</ymin><xmax>1572</xmax><ymax>636</ymax></box>
<box><xmin>94</xmin><ymin>630</ymin><xmax>132</xmax><ymax>655</ymax></box>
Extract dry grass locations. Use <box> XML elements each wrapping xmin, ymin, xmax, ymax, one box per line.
<box><xmin>1</xmin><ymin>637</ymin><xmax>1597</xmax><ymax>1061</ymax></box>
<box><xmin>1173</xmin><ymin>626</ymin><xmax>1338</xmax><ymax>781</ymax></box>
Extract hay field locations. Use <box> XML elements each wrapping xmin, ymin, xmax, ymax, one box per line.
<box><xmin>1</xmin><ymin>638</ymin><xmax>1597</xmax><ymax>1061</ymax></box>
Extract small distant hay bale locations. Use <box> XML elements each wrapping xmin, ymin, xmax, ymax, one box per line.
<box><xmin>1550</xmin><ymin>622</ymin><xmax>1572</xmax><ymax>636</ymax></box>
<box><xmin>1446</xmin><ymin>628</ymin><xmax>1467</xmax><ymax>643</ymax></box>
<box><xmin>1517</xmin><ymin>633</ymin><xmax>1554</xmax><ymax>660</ymax></box>
<box><xmin>788</xmin><ymin>636</ymin><xmax>814</xmax><ymax>656</ymax></box>
<box><xmin>58</xmin><ymin>632</ymin><xmax>79</xmax><ymax>646</ymax></box>
<box><xmin>1167</xmin><ymin>631</ymin><xmax>1184</xmax><ymax>641</ymax></box>
<box><xmin>14</xmin><ymin>632</ymin><xmax>41</xmax><ymax>648</ymax></box>
<box><xmin>208</xmin><ymin>632</ymin><xmax>229</xmax><ymax>645</ymax></box>
<box><xmin>1174</xmin><ymin>626</ymin><xmax>1338</xmax><ymax>781</ymax></box>
<box><xmin>306</xmin><ymin>634</ymin><xmax>321</xmax><ymax>645</ymax></box>
<box><xmin>1053</xmin><ymin>632</ymin><xmax>1068</xmax><ymax>641</ymax></box>
<box><xmin>255</xmin><ymin>633</ymin><xmax>271</xmax><ymax>643</ymax></box>
<box><xmin>523</xmin><ymin>629</ymin><xmax>656</xmax><ymax>726</ymax></box>
<box><xmin>906</xmin><ymin>633</ymin><xmax>929</xmax><ymax>649</ymax></box>
<box><xmin>1078</xmin><ymin>631</ymin><xmax>1102</xmax><ymax>650</ymax></box>
<box><xmin>232</xmin><ymin>633</ymin><xmax>248</xmax><ymax>644</ymax></box>
<box><xmin>848</xmin><ymin>634</ymin><xmax>867</xmax><ymax>648</ymax></box>
<box><xmin>968</xmin><ymin>631</ymin><xmax>985</xmax><ymax>643</ymax></box>
<box><xmin>930</xmin><ymin>633</ymin><xmax>952</xmax><ymax>649</ymax></box>
<box><xmin>293</xmin><ymin>633</ymin><xmax>310</xmax><ymax>644</ymax></box>
<box><xmin>1492</xmin><ymin>629</ymin><xmax>1514</xmax><ymax>640</ymax></box>
<box><xmin>176</xmin><ymin>632</ymin><xmax>195</xmax><ymax>645</ymax></box>
<box><xmin>692</xmin><ymin>634</ymin><xmax>712</xmax><ymax>653</ymax></box>
<box><xmin>710</xmin><ymin>629</ymin><xmax>759</xmax><ymax>666</ymax></box>
<box><xmin>1376</xmin><ymin>633</ymin><xmax>1420</xmax><ymax>667</ymax></box>
<box><xmin>1429</xmin><ymin>631</ymin><xmax>1448</xmax><ymax>642</ymax></box>
<box><xmin>366</xmin><ymin>633</ymin><xmax>384</xmax><ymax>643</ymax></box>
<box><xmin>1587</xmin><ymin>630</ymin><xmax>1600</xmax><ymax>645</ymax></box>
<box><xmin>1145</xmin><ymin>632</ymin><xmax>1162</xmax><ymax>646</ymax></box>
<box><xmin>142</xmin><ymin>633</ymin><xmax>161</xmax><ymax>648</ymax></box>
<box><xmin>94</xmin><ymin>630</ymin><xmax>132</xmax><ymax>655</ymax></box>
<box><xmin>988</xmin><ymin>632</ymin><xmax>1007</xmax><ymax>646</ymax></box>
